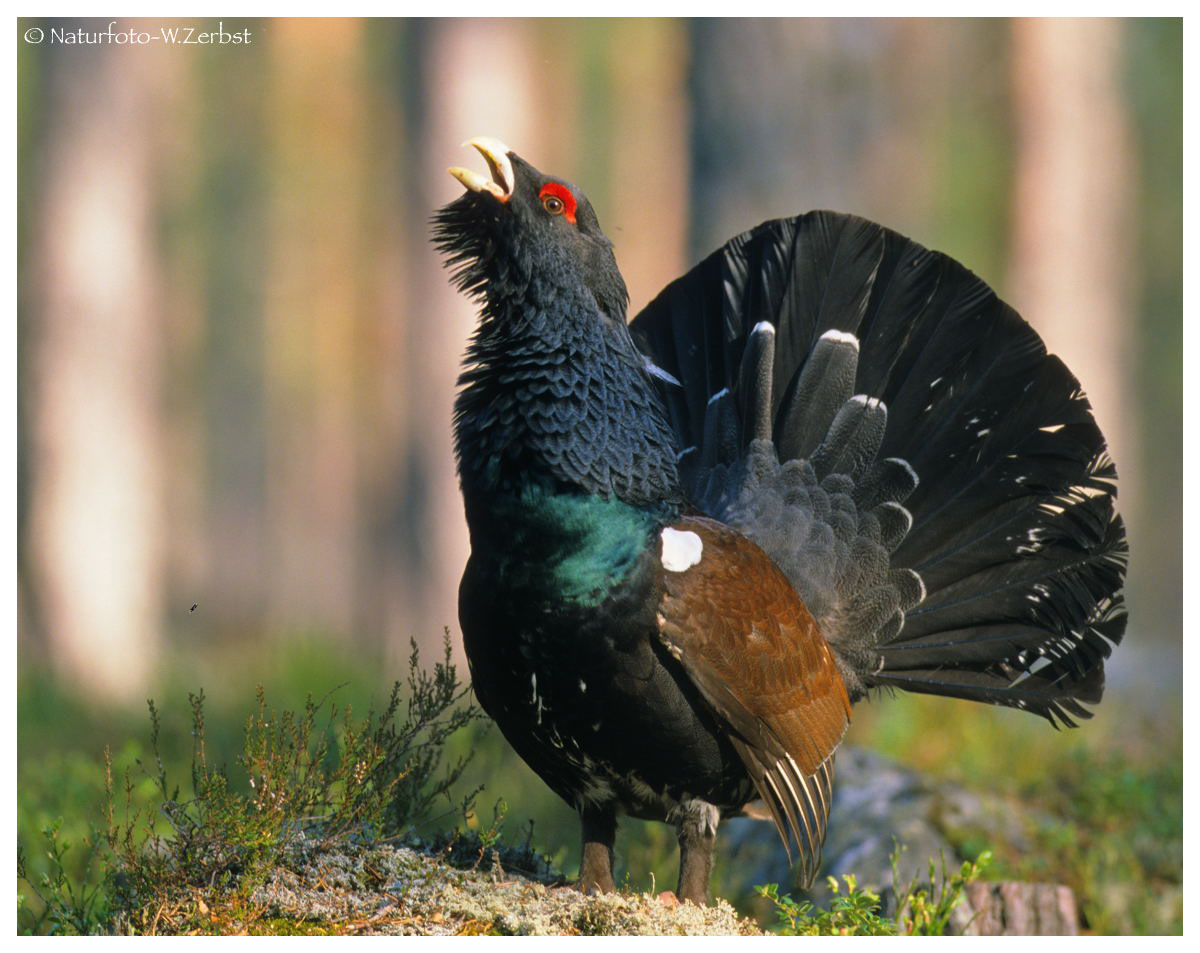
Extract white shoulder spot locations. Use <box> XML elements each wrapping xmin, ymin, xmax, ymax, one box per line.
<box><xmin>660</xmin><ymin>527</ymin><xmax>703</xmax><ymax>573</ymax></box>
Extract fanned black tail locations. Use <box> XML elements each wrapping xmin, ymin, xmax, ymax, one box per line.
<box><xmin>630</xmin><ymin>211</ymin><xmax>1127</xmax><ymax>727</ymax></box>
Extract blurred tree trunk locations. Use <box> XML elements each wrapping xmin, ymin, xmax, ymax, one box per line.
<box><xmin>606</xmin><ymin>18</ymin><xmax>689</xmax><ymax>312</ymax></box>
<box><xmin>1008</xmin><ymin>19</ymin><xmax>1135</xmax><ymax>489</ymax></box>
<box><xmin>687</xmin><ymin>20</ymin><xmax>1015</xmax><ymax>273</ymax></box>
<box><xmin>687</xmin><ymin>19</ymin><xmax>897</xmax><ymax>256</ymax></box>
<box><xmin>189</xmin><ymin>32</ymin><xmax>271</xmax><ymax>631</ymax></box>
<box><xmin>261</xmin><ymin>19</ymin><xmax>368</xmax><ymax>641</ymax></box>
<box><xmin>26</xmin><ymin>38</ymin><xmax>169</xmax><ymax>702</ymax></box>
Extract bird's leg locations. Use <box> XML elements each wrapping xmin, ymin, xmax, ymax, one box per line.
<box><xmin>578</xmin><ymin>806</ymin><xmax>617</xmax><ymax>894</ymax></box>
<box><xmin>675</xmin><ymin>798</ymin><xmax>720</xmax><ymax>905</ymax></box>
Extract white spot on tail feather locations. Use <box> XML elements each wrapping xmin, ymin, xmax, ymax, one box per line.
<box><xmin>820</xmin><ymin>329</ymin><xmax>859</xmax><ymax>349</ymax></box>
<box><xmin>752</xmin><ymin>321</ymin><xmax>776</xmax><ymax>336</ymax></box>
<box><xmin>885</xmin><ymin>457</ymin><xmax>920</xmax><ymax>488</ymax></box>
<box><xmin>850</xmin><ymin>394</ymin><xmax>887</xmax><ymax>413</ymax></box>
<box><xmin>707</xmin><ymin>387</ymin><xmax>730</xmax><ymax>406</ymax></box>
<box><xmin>879</xmin><ymin>501</ymin><xmax>914</xmax><ymax>534</ymax></box>
<box><xmin>661</xmin><ymin>527</ymin><xmax>703</xmax><ymax>573</ymax></box>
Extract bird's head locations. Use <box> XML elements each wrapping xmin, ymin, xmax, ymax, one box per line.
<box><xmin>433</xmin><ymin>137</ymin><xmax>629</xmax><ymax>324</ymax></box>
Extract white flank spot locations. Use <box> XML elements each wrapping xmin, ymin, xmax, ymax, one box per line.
<box><xmin>820</xmin><ymin>329</ymin><xmax>859</xmax><ymax>349</ymax></box>
<box><xmin>707</xmin><ymin>387</ymin><xmax>730</xmax><ymax>406</ymax></box>
<box><xmin>661</xmin><ymin>527</ymin><xmax>703</xmax><ymax>573</ymax></box>
<box><xmin>752</xmin><ymin>321</ymin><xmax>776</xmax><ymax>336</ymax></box>
<box><xmin>578</xmin><ymin>679</ymin><xmax>587</xmax><ymax>694</ymax></box>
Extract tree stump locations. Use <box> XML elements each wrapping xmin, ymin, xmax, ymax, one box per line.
<box><xmin>960</xmin><ymin>882</ymin><xmax>1080</xmax><ymax>935</ymax></box>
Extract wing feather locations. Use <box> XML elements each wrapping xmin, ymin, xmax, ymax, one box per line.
<box><xmin>656</xmin><ymin>515</ymin><xmax>849</xmax><ymax>882</ymax></box>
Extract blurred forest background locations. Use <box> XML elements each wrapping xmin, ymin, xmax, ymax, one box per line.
<box><xmin>16</xmin><ymin>16</ymin><xmax>1181</xmax><ymax>931</ymax></box>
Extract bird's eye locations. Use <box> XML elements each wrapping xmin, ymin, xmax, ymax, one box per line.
<box><xmin>538</xmin><ymin>183</ymin><xmax>578</xmax><ymax>224</ymax></box>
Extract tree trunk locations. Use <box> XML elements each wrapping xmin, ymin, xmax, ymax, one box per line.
<box><xmin>26</xmin><ymin>35</ymin><xmax>168</xmax><ymax>702</ymax></box>
<box><xmin>961</xmin><ymin>881</ymin><xmax>1080</xmax><ymax>936</ymax></box>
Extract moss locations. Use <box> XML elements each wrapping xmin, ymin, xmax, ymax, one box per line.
<box><xmin>237</xmin><ymin>838</ymin><xmax>760</xmax><ymax>936</ymax></box>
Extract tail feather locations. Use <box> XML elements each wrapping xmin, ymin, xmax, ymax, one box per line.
<box><xmin>777</xmin><ymin>330</ymin><xmax>860</xmax><ymax>460</ymax></box>
<box><xmin>630</xmin><ymin>211</ymin><xmax>1127</xmax><ymax>723</ymax></box>
<box><xmin>810</xmin><ymin>395</ymin><xmax>887</xmax><ymax>482</ymax></box>
<box><xmin>737</xmin><ymin>322</ymin><xmax>776</xmax><ymax>442</ymax></box>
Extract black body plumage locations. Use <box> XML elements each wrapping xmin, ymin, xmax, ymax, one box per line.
<box><xmin>433</xmin><ymin>141</ymin><xmax>1126</xmax><ymax>903</ymax></box>
<box><xmin>435</xmin><ymin>151</ymin><xmax>748</xmax><ymax>835</ymax></box>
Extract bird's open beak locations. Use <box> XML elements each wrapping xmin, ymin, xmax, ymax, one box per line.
<box><xmin>448</xmin><ymin>137</ymin><xmax>514</xmax><ymax>203</ymax></box>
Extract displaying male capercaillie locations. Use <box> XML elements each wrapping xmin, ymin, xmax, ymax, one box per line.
<box><xmin>433</xmin><ymin>138</ymin><xmax>1127</xmax><ymax>905</ymax></box>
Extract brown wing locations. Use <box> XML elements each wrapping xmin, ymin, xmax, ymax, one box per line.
<box><xmin>656</xmin><ymin>515</ymin><xmax>851</xmax><ymax>885</ymax></box>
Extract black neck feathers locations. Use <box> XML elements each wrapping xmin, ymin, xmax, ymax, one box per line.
<box><xmin>454</xmin><ymin>285</ymin><xmax>682</xmax><ymax>510</ymax></box>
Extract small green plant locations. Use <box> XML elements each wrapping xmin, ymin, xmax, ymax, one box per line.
<box><xmin>756</xmin><ymin>875</ymin><xmax>895</xmax><ymax>936</ymax></box>
<box><xmin>427</xmin><ymin>796</ymin><xmax>562</xmax><ymax>887</ymax></box>
<box><xmin>892</xmin><ymin>848</ymin><xmax>991</xmax><ymax>935</ymax></box>
<box><xmin>755</xmin><ymin>846</ymin><xmax>990</xmax><ymax>936</ymax></box>
<box><xmin>16</xmin><ymin>819</ymin><xmax>111</xmax><ymax>935</ymax></box>
<box><xmin>17</xmin><ymin>634</ymin><xmax>484</xmax><ymax>934</ymax></box>
<box><xmin>476</xmin><ymin>797</ymin><xmax>509</xmax><ymax>852</ymax></box>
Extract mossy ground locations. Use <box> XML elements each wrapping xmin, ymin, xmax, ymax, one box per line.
<box><xmin>73</xmin><ymin>833</ymin><xmax>759</xmax><ymax>936</ymax></box>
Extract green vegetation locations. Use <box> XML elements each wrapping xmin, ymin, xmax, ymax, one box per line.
<box><xmin>846</xmin><ymin>692</ymin><xmax>1183</xmax><ymax>935</ymax></box>
<box><xmin>756</xmin><ymin>851</ymin><xmax>991</xmax><ymax>936</ymax></box>
<box><xmin>17</xmin><ymin>635</ymin><xmax>483</xmax><ymax>935</ymax></box>
<box><xmin>976</xmin><ymin>743</ymin><xmax>1182</xmax><ymax>935</ymax></box>
<box><xmin>17</xmin><ymin>638</ymin><xmax>1182</xmax><ymax>935</ymax></box>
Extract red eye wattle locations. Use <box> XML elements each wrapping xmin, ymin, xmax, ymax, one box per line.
<box><xmin>538</xmin><ymin>183</ymin><xmax>577</xmax><ymax>224</ymax></box>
